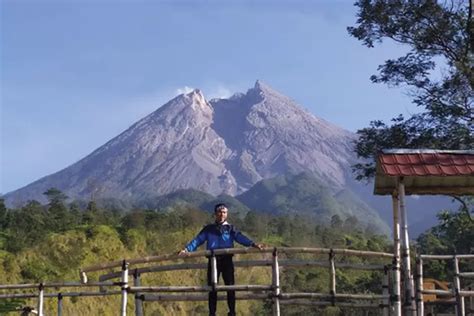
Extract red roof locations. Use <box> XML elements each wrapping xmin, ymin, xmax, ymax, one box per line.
<box><xmin>378</xmin><ymin>152</ymin><xmax>474</xmax><ymax>177</ymax></box>
<box><xmin>374</xmin><ymin>149</ymin><xmax>474</xmax><ymax>195</ymax></box>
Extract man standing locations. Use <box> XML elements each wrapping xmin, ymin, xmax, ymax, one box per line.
<box><xmin>179</xmin><ymin>203</ymin><xmax>263</xmax><ymax>316</ymax></box>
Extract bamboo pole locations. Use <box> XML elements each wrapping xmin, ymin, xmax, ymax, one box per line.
<box><xmin>272</xmin><ymin>248</ymin><xmax>280</xmax><ymax>316</ymax></box>
<box><xmin>99</xmin><ymin>259</ymin><xmax>387</xmax><ymax>283</ymax></box>
<box><xmin>141</xmin><ymin>293</ymin><xmax>271</xmax><ymax>301</ymax></box>
<box><xmin>100</xmin><ymin>260</ymin><xmax>274</xmax><ymax>282</ymax></box>
<box><xmin>392</xmin><ymin>192</ymin><xmax>402</xmax><ymax>316</ymax></box>
<box><xmin>416</xmin><ymin>256</ymin><xmax>424</xmax><ymax>316</ymax></box>
<box><xmin>454</xmin><ymin>256</ymin><xmax>465</xmax><ymax>316</ymax></box>
<box><xmin>52</xmin><ymin>290</ymin><xmax>122</xmax><ymax>297</ymax></box>
<box><xmin>279</xmin><ymin>293</ymin><xmax>389</xmax><ymax>300</ymax></box>
<box><xmin>57</xmin><ymin>293</ymin><xmax>63</xmax><ymax>316</ymax></box>
<box><xmin>0</xmin><ymin>291</ymin><xmax>122</xmax><ymax>299</ymax></box>
<box><xmin>459</xmin><ymin>272</ymin><xmax>474</xmax><ymax>278</ymax></box>
<box><xmin>0</xmin><ymin>282</ymin><xmax>117</xmax><ymax>290</ymax></box>
<box><xmin>37</xmin><ymin>283</ymin><xmax>44</xmax><ymax>316</ymax></box>
<box><xmin>120</xmin><ymin>260</ymin><xmax>129</xmax><ymax>316</ymax></box>
<box><xmin>133</xmin><ymin>270</ymin><xmax>143</xmax><ymax>316</ymax></box>
<box><xmin>100</xmin><ymin>262</ymin><xmax>209</xmax><ymax>281</ymax></box>
<box><xmin>210</xmin><ymin>252</ymin><xmax>217</xmax><ymax>297</ymax></box>
<box><xmin>421</xmin><ymin>289</ymin><xmax>454</xmax><ymax>296</ymax></box>
<box><xmin>215</xmin><ymin>285</ymin><xmax>272</xmax><ymax>291</ymax></box>
<box><xmin>81</xmin><ymin>247</ymin><xmax>392</xmax><ymax>273</ymax></box>
<box><xmin>420</xmin><ymin>254</ymin><xmax>474</xmax><ymax>260</ymax></box>
<box><xmin>280</xmin><ymin>247</ymin><xmax>393</xmax><ymax>258</ymax></box>
<box><xmin>470</xmin><ymin>286</ymin><xmax>474</xmax><ymax>314</ymax></box>
<box><xmin>127</xmin><ymin>285</ymin><xmax>272</xmax><ymax>293</ymax></box>
<box><xmin>382</xmin><ymin>265</ymin><xmax>389</xmax><ymax>316</ymax></box>
<box><xmin>279</xmin><ymin>300</ymin><xmax>381</xmax><ymax>308</ymax></box>
<box><xmin>81</xmin><ymin>248</ymin><xmax>273</xmax><ymax>273</ymax></box>
<box><xmin>399</xmin><ymin>179</ymin><xmax>415</xmax><ymax>316</ymax></box>
<box><xmin>329</xmin><ymin>249</ymin><xmax>336</xmax><ymax>306</ymax></box>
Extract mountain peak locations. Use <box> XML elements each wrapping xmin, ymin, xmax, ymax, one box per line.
<box><xmin>179</xmin><ymin>88</ymin><xmax>210</xmax><ymax>111</ymax></box>
<box><xmin>247</xmin><ymin>80</ymin><xmax>285</xmax><ymax>101</ymax></box>
<box><xmin>253</xmin><ymin>80</ymin><xmax>272</xmax><ymax>92</ymax></box>
<box><xmin>186</xmin><ymin>88</ymin><xmax>205</xmax><ymax>100</ymax></box>
<box><xmin>4</xmin><ymin>79</ymin><xmax>355</xmax><ymax>205</ymax></box>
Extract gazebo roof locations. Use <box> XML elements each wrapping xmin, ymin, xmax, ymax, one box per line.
<box><xmin>374</xmin><ymin>149</ymin><xmax>474</xmax><ymax>195</ymax></box>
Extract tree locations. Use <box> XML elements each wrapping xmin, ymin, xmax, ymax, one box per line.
<box><xmin>5</xmin><ymin>200</ymin><xmax>48</xmax><ymax>252</ymax></box>
<box><xmin>0</xmin><ymin>198</ymin><xmax>9</xmax><ymax>230</ymax></box>
<box><xmin>417</xmin><ymin>204</ymin><xmax>474</xmax><ymax>279</ymax></box>
<box><xmin>43</xmin><ymin>188</ymin><xmax>72</xmax><ymax>232</ymax></box>
<box><xmin>348</xmin><ymin>0</ymin><xmax>473</xmax><ymax>181</ymax></box>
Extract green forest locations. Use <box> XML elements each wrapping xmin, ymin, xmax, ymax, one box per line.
<box><xmin>0</xmin><ymin>188</ymin><xmax>472</xmax><ymax>315</ymax></box>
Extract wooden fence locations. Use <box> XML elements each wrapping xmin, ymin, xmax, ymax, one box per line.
<box><xmin>415</xmin><ymin>254</ymin><xmax>474</xmax><ymax>316</ymax></box>
<box><xmin>4</xmin><ymin>248</ymin><xmax>472</xmax><ymax>315</ymax></box>
<box><xmin>0</xmin><ymin>247</ymin><xmax>394</xmax><ymax>315</ymax></box>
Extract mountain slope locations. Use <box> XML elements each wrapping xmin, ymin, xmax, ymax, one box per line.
<box><xmin>237</xmin><ymin>173</ymin><xmax>390</xmax><ymax>234</ymax></box>
<box><xmin>5</xmin><ymin>81</ymin><xmax>357</xmax><ymax>205</ymax></box>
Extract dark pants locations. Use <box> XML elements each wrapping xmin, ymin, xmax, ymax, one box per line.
<box><xmin>207</xmin><ymin>255</ymin><xmax>235</xmax><ymax>316</ymax></box>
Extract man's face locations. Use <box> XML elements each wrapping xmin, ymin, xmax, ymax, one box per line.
<box><xmin>215</xmin><ymin>207</ymin><xmax>228</xmax><ymax>223</ymax></box>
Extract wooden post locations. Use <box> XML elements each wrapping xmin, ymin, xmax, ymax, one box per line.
<box><xmin>121</xmin><ymin>260</ymin><xmax>129</xmax><ymax>316</ymax></box>
<box><xmin>399</xmin><ymin>179</ymin><xmax>415</xmax><ymax>315</ymax></box>
<box><xmin>416</xmin><ymin>256</ymin><xmax>424</xmax><ymax>316</ymax></box>
<box><xmin>210</xmin><ymin>251</ymin><xmax>217</xmax><ymax>290</ymax></box>
<box><xmin>454</xmin><ymin>256</ymin><xmax>465</xmax><ymax>316</ymax></box>
<box><xmin>133</xmin><ymin>270</ymin><xmax>144</xmax><ymax>316</ymax></box>
<box><xmin>57</xmin><ymin>293</ymin><xmax>63</xmax><ymax>316</ymax></box>
<box><xmin>329</xmin><ymin>249</ymin><xmax>336</xmax><ymax>306</ymax></box>
<box><xmin>272</xmin><ymin>248</ymin><xmax>280</xmax><ymax>316</ymax></box>
<box><xmin>392</xmin><ymin>192</ymin><xmax>402</xmax><ymax>316</ymax></box>
<box><xmin>37</xmin><ymin>283</ymin><xmax>44</xmax><ymax>316</ymax></box>
<box><xmin>382</xmin><ymin>265</ymin><xmax>389</xmax><ymax>316</ymax></box>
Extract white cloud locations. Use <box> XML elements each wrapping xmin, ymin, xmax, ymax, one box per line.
<box><xmin>175</xmin><ymin>84</ymin><xmax>237</xmax><ymax>100</ymax></box>
<box><xmin>207</xmin><ymin>85</ymin><xmax>234</xmax><ymax>99</ymax></box>
<box><xmin>175</xmin><ymin>86</ymin><xmax>195</xmax><ymax>96</ymax></box>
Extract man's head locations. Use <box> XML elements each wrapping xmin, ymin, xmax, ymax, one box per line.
<box><xmin>214</xmin><ymin>203</ymin><xmax>228</xmax><ymax>224</ymax></box>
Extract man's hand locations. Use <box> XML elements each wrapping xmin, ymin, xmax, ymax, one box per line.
<box><xmin>253</xmin><ymin>243</ymin><xmax>264</xmax><ymax>250</ymax></box>
<box><xmin>178</xmin><ymin>249</ymin><xmax>188</xmax><ymax>256</ymax></box>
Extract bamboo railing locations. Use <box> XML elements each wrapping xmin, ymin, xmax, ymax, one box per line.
<box><xmin>416</xmin><ymin>254</ymin><xmax>474</xmax><ymax>316</ymax></box>
<box><xmin>90</xmin><ymin>247</ymin><xmax>393</xmax><ymax>316</ymax></box>
<box><xmin>6</xmin><ymin>247</ymin><xmax>474</xmax><ymax>316</ymax></box>
<box><xmin>0</xmin><ymin>246</ymin><xmax>416</xmax><ymax>315</ymax></box>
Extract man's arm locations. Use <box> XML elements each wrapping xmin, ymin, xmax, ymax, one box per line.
<box><xmin>232</xmin><ymin>227</ymin><xmax>264</xmax><ymax>249</ymax></box>
<box><xmin>180</xmin><ymin>226</ymin><xmax>207</xmax><ymax>254</ymax></box>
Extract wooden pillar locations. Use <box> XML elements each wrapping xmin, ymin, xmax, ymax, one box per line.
<box><xmin>37</xmin><ymin>283</ymin><xmax>44</xmax><ymax>316</ymax></box>
<box><xmin>392</xmin><ymin>192</ymin><xmax>402</xmax><ymax>316</ymax></box>
<box><xmin>57</xmin><ymin>293</ymin><xmax>63</xmax><ymax>316</ymax></box>
<box><xmin>453</xmin><ymin>256</ymin><xmax>465</xmax><ymax>316</ymax></box>
<box><xmin>134</xmin><ymin>270</ymin><xmax>144</xmax><ymax>316</ymax></box>
<box><xmin>121</xmin><ymin>260</ymin><xmax>129</xmax><ymax>316</ymax></box>
<box><xmin>272</xmin><ymin>248</ymin><xmax>280</xmax><ymax>316</ymax></box>
<box><xmin>399</xmin><ymin>179</ymin><xmax>415</xmax><ymax>315</ymax></box>
<box><xmin>416</xmin><ymin>256</ymin><xmax>424</xmax><ymax>316</ymax></box>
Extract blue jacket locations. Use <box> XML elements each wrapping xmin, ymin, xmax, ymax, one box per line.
<box><xmin>185</xmin><ymin>222</ymin><xmax>254</xmax><ymax>252</ymax></box>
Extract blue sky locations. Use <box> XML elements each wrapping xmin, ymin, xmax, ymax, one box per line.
<box><xmin>1</xmin><ymin>0</ymin><xmax>417</xmax><ymax>194</ymax></box>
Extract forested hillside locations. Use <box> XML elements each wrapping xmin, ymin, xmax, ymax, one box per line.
<box><xmin>0</xmin><ymin>191</ymin><xmax>471</xmax><ymax>315</ymax></box>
